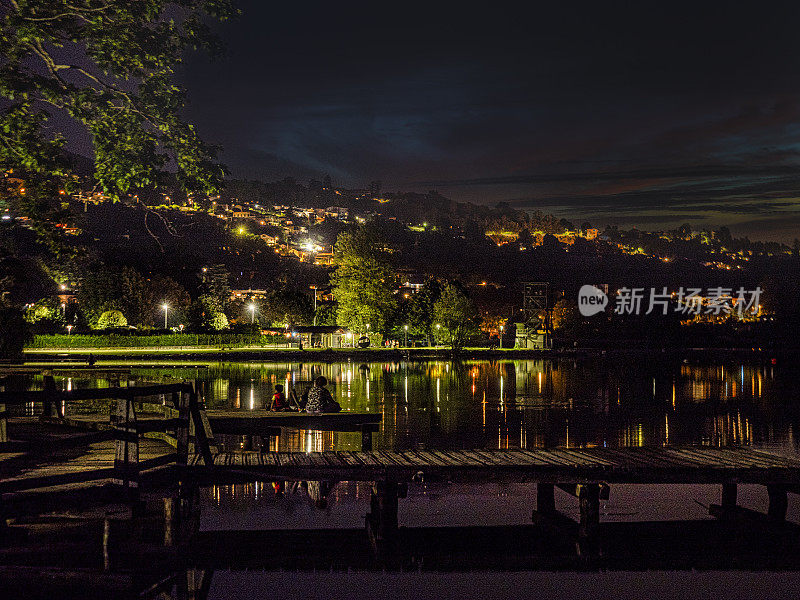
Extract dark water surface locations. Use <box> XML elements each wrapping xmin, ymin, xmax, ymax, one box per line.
<box><xmin>39</xmin><ymin>356</ymin><xmax>800</xmax><ymax>455</ymax></box>
<box><xmin>23</xmin><ymin>357</ymin><xmax>800</xmax><ymax>598</ymax></box>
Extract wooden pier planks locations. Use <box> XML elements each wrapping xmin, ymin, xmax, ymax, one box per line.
<box><xmin>190</xmin><ymin>446</ymin><xmax>800</xmax><ymax>485</ymax></box>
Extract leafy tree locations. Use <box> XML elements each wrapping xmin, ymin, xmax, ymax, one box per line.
<box><xmin>0</xmin><ymin>302</ymin><xmax>31</xmax><ymax>358</ymax></box>
<box><xmin>432</xmin><ymin>282</ymin><xmax>480</xmax><ymax>351</ymax></box>
<box><xmin>259</xmin><ymin>289</ymin><xmax>313</xmax><ymax>328</ymax></box>
<box><xmin>187</xmin><ymin>293</ymin><xmax>225</xmax><ymax>331</ymax></box>
<box><xmin>330</xmin><ymin>226</ymin><xmax>397</xmax><ymax>335</ymax></box>
<box><xmin>77</xmin><ymin>267</ymin><xmax>121</xmax><ymax>326</ymax></box>
<box><xmin>96</xmin><ymin>309</ymin><xmax>127</xmax><ymax>329</ymax></box>
<box><xmin>403</xmin><ymin>280</ymin><xmax>440</xmax><ymax>344</ymax></box>
<box><xmin>24</xmin><ymin>297</ymin><xmax>64</xmax><ymax>325</ymax></box>
<box><xmin>314</xmin><ymin>302</ymin><xmax>337</xmax><ymax>326</ymax></box>
<box><xmin>551</xmin><ymin>298</ymin><xmax>581</xmax><ymax>331</ymax></box>
<box><xmin>210</xmin><ymin>311</ymin><xmax>228</xmax><ymax>331</ymax></box>
<box><xmin>200</xmin><ymin>264</ymin><xmax>231</xmax><ymax>314</ymax></box>
<box><xmin>142</xmin><ymin>274</ymin><xmax>190</xmax><ymax>327</ymax></box>
<box><xmin>0</xmin><ymin>0</ymin><xmax>235</xmax><ymax>231</ymax></box>
<box><xmin>77</xmin><ymin>265</ymin><xmax>188</xmax><ymax>327</ymax></box>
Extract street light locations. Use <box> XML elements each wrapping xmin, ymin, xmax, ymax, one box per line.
<box><xmin>436</xmin><ymin>323</ymin><xmax>441</xmax><ymax>347</ymax></box>
<box><xmin>162</xmin><ymin>303</ymin><xmax>169</xmax><ymax>329</ymax></box>
<box><xmin>310</xmin><ymin>285</ymin><xmax>318</xmax><ymax>325</ymax></box>
<box><xmin>404</xmin><ymin>324</ymin><xmax>408</xmax><ymax>347</ymax></box>
<box><xmin>499</xmin><ymin>324</ymin><xmax>504</xmax><ymax>349</ymax></box>
<box><xmin>66</xmin><ymin>324</ymin><xmax>73</xmax><ymax>336</ymax></box>
<box><xmin>248</xmin><ymin>303</ymin><xmax>256</xmax><ymax>324</ymax></box>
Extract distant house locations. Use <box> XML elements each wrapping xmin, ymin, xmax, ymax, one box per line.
<box><xmin>260</xmin><ymin>234</ymin><xmax>279</xmax><ymax>246</ymax></box>
<box><xmin>324</xmin><ymin>206</ymin><xmax>349</xmax><ymax>220</ymax></box>
<box><xmin>290</xmin><ymin>325</ymin><xmax>350</xmax><ymax>348</ymax></box>
<box><xmin>398</xmin><ymin>273</ymin><xmax>426</xmax><ymax>297</ymax></box>
<box><xmin>232</xmin><ymin>211</ymin><xmax>251</xmax><ymax>219</ymax></box>
<box><xmin>230</xmin><ymin>289</ymin><xmax>269</xmax><ymax>300</ymax></box>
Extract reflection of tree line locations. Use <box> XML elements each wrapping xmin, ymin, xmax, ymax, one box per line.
<box><xmin>110</xmin><ymin>359</ymin><xmax>800</xmax><ymax>452</ymax></box>
<box><xmin>206</xmin><ymin>479</ymin><xmax>373</xmax><ymax>511</ymax></box>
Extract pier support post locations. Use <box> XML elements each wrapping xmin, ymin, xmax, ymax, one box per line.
<box><xmin>112</xmin><ymin>395</ymin><xmax>139</xmax><ymax>503</ymax></box>
<box><xmin>722</xmin><ymin>483</ymin><xmax>737</xmax><ymax>510</ymax></box>
<box><xmin>361</xmin><ymin>428</ymin><xmax>373</xmax><ymax>451</ymax></box>
<box><xmin>0</xmin><ymin>402</ymin><xmax>6</xmax><ymax>444</ymax></box>
<box><xmin>537</xmin><ymin>483</ymin><xmax>556</xmax><ymax>515</ymax></box>
<box><xmin>767</xmin><ymin>484</ymin><xmax>788</xmax><ymax>522</ymax></box>
<box><xmin>366</xmin><ymin>480</ymin><xmax>399</xmax><ymax>550</ymax></box>
<box><xmin>175</xmin><ymin>390</ymin><xmax>190</xmax><ymax>478</ymax></box>
<box><xmin>578</xmin><ymin>484</ymin><xmax>601</xmax><ymax>542</ymax></box>
<box><xmin>164</xmin><ymin>496</ymin><xmax>177</xmax><ymax>547</ymax></box>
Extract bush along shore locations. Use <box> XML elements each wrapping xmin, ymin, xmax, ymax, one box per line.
<box><xmin>26</xmin><ymin>332</ymin><xmax>290</xmax><ymax>349</ymax></box>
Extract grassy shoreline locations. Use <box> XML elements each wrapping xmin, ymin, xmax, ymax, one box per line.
<box><xmin>20</xmin><ymin>345</ymin><xmax>786</xmax><ymax>363</ymax></box>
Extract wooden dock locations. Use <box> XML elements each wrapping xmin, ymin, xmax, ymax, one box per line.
<box><xmin>4</xmin><ymin>379</ymin><xmax>800</xmax><ymax>572</ymax></box>
<box><xmin>188</xmin><ymin>446</ymin><xmax>800</xmax><ymax>485</ymax></box>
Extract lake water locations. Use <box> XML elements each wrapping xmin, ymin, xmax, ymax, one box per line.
<box><xmin>20</xmin><ymin>357</ymin><xmax>800</xmax><ymax>598</ymax></box>
<box><xmin>39</xmin><ymin>356</ymin><xmax>800</xmax><ymax>455</ymax></box>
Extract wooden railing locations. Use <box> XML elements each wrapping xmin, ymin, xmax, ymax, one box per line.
<box><xmin>0</xmin><ymin>381</ymin><xmax>214</xmax><ymax>503</ymax></box>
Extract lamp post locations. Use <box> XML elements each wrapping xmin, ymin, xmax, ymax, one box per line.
<box><xmin>162</xmin><ymin>303</ymin><xmax>169</xmax><ymax>329</ymax></box>
<box><xmin>436</xmin><ymin>323</ymin><xmax>441</xmax><ymax>347</ymax></box>
<box><xmin>404</xmin><ymin>324</ymin><xmax>408</xmax><ymax>347</ymax></box>
<box><xmin>310</xmin><ymin>285</ymin><xmax>317</xmax><ymax>325</ymax></box>
<box><xmin>499</xmin><ymin>324</ymin><xmax>504</xmax><ymax>349</ymax></box>
<box><xmin>66</xmin><ymin>324</ymin><xmax>73</xmax><ymax>336</ymax></box>
<box><xmin>248</xmin><ymin>303</ymin><xmax>256</xmax><ymax>324</ymax></box>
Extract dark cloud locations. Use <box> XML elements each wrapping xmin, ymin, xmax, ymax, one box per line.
<box><xmin>181</xmin><ymin>0</ymin><xmax>800</xmax><ymax>240</ymax></box>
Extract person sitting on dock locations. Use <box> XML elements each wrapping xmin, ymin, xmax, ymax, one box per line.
<box><xmin>304</xmin><ymin>376</ymin><xmax>340</xmax><ymax>413</ymax></box>
<box><xmin>268</xmin><ymin>384</ymin><xmax>291</xmax><ymax>411</ymax></box>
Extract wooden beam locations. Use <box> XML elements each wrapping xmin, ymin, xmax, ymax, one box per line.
<box><xmin>537</xmin><ymin>483</ymin><xmax>556</xmax><ymax>514</ymax></box>
<box><xmin>722</xmin><ymin>483</ymin><xmax>738</xmax><ymax>509</ymax></box>
<box><xmin>0</xmin><ymin>402</ymin><xmax>7</xmax><ymax>444</ymax></box>
<box><xmin>112</xmin><ymin>397</ymin><xmax>139</xmax><ymax>502</ymax></box>
<box><xmin>0</xmin><ymin>382</ymin><xmax>191</xmax><ymax>405</ymax></box>
<box><xmin>189</xmin><ymin>391</ymin><xmax>214</xmax><ymax>467</ymax></box>
<box><xmin>366</xmin><ymin>481</ymin><xmax>399</xmax><ymax>550</ymax></box>
<box><xmin>768</xmin><ymin>484</ymin><xmax>788</xmax><ymax>522</ymax></box>
<box><xmin>361</xmin><ymin>427</ymin><xmax>373</xmax><ymax>451</ymax></box>
<box><xmin>578</xmin><ymin>483</ymin><xmax>601</xmax><ymax>541</ymax></box>
<box><xmin>557</xmin><ymin>482</ymin><xmax>610</xmax><ymax>501</ymax></box>
<box><xmin>175</xmin><ymin>391</ymin><xmax>190</xmax><ymax>477</ymax></box>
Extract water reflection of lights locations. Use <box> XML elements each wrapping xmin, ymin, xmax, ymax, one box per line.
<box><xmin>38</xmin><ymin>358</ymin><xmax>791</xmax><ymax>454</ymax></box>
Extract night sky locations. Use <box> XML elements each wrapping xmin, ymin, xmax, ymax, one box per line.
<box><xmin>181</xmin><ymin>1</ymin><xmax>800</xmax><ymax>240</ymax></box>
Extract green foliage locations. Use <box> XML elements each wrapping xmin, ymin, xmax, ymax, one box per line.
<box><xmin>551</xmin><ymin>298</ymin><xmax>580</xmax><ymax>331</ymax></box>
<box><xmin>405</xmin><ymin>280</ymin><xmax>440</xmax><ymax>341</ymax></box>
<box><xmin>432</xmin><ymin>282</ymin><xmax>481</xmax><ymax>350</ymax></box>
<box><xmin>314</xmin><ymin>303</ymin><xmax>337</xmax><ymax>326</ymax></box>
<box><xmin>95</xmin><ymin>309</ymin><xmax>127</xmax><ymax>329</ymax></box>
<box><xmin>77</xmin><ymin>265</ymin><xmax>189</xmax><ymax>327</ymax></box>
<box><xmin>200</xmin><ymin>264</ymin><xmax>231</xmax><ymax>314</ymax></box>
<box><xmin>210</xmin><ymin>311</ymin><xmax>229</xmax><ymax>331</ymax></box>
<box><xmin>187</xmin><ymin>293</ymin><xmax>227</xmax><ymax>331</ymax></box>
<box><xmin>0</xmin><ymin>0</ymin><xmax>235</xmax><ymax>220</ymax></box>
<box><xmin>28</xmin><ymin>332</ymin><xmax>286</xmax><ymax>349</ymax></box>
<box><xmin>24</xmin><ymin>297</ymin><xmax>64</xmax><ymax>325</ymax></box>
<box><xmin>259</xmin><ymin>289</ymin><xmax>313</xmax><ymax>328</ymax></box>
<box><xmin>331</xmin><ymin>226</ymin><xmax>397</xmax><ymax>335</ymax></box>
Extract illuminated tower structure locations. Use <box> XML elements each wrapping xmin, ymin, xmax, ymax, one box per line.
<box><xmin>514</xmin><ymin>282</ymin><xmax>552</xmax><ymax>349</ymax></box>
